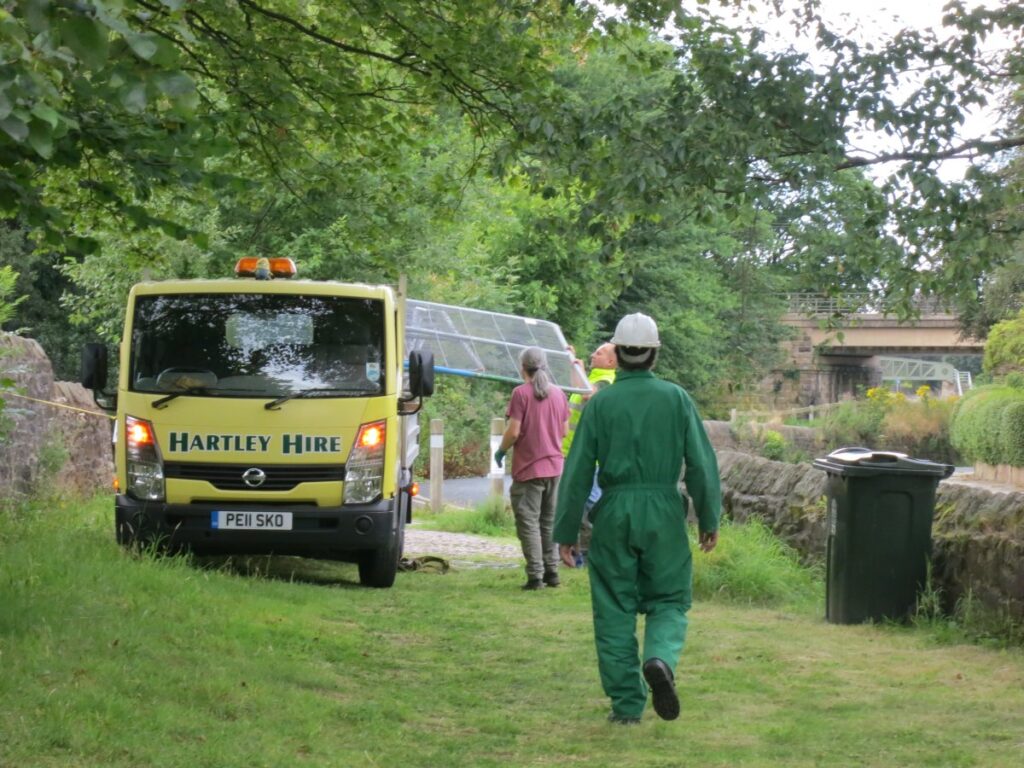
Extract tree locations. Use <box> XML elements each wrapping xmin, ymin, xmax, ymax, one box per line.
<box><xmin>0</xmin><ymin>219</ymin><xmax>88</xmax><ymax>377</ymax></box>
<box><xmin>505</xmin><ymin>3</ymin><xmax>1024</xmax><ymax>312</ymax></box>
<box><xmin>0</xmin><ymin>0</ymin><xmax>594</xmax><ymax>242</ymax></box>
<box><xmin>982</xmin><ymin>309</ymin><xmax>1024</xmax><ymax>377</ymax></box>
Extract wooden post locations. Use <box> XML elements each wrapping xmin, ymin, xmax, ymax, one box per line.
<box><xmin>430</xmin><ymin>419</ymin><xmax>443</xmax><ymax>513</ymax></box>
<box><xmin>490</xmin><ymin>417</ymin><xmax>505</xmax><ymax>498</ymax></box>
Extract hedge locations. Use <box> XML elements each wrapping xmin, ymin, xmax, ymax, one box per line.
<box><xmin>1001</xmin><ymin>401</ymin><xmax>1024</xmax><ymax>468</ymax></box>
<box><xmin>950</xmin><ymin>385</ymin><xmax>1024</xmax><ymax>466</ymax></box>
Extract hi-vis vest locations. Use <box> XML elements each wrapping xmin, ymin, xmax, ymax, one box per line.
<box><xmin>561</xmin><ymin>367</ymin><xmax>616</xmax><ymax>456</ymax></box>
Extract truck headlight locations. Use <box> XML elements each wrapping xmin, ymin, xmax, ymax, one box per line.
<box><xmin>125</xmin><ymin>415</ymin><xmax>165</xmax><ymax>501</ymax></box>
<box><xmin>344</xmin><ymin>420</ymin><xmax>385</xmax><ymax>504</ymax></box>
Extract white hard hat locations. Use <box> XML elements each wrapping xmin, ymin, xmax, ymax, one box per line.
<box><xmin>610</xmin><ymin>312</ymin><xmax>661</xmax><ymax>348</ymax></box>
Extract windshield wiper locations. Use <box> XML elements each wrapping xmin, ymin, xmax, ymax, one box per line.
<box><xmin>152</xmin><ymin>386</ymin><xmax>210</xmax><ymax>409</ymax></box>
<box><xmin>264</xmin><ymin>387</ymin><xmax>374</xmax><ymax>410</ymax></box>
<box><xmin>151</xmin><ymin>386</ymin><xmax>266</xmax><ymax>410</ymax></box>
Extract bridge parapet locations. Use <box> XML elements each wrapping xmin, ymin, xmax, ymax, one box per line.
<box><xmin>783</xmin><ymin>292</ymin><xmax>951</xmax><ymax>317</ymax></box>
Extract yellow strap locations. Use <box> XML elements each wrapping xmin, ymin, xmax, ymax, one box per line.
<box><xmin>2</xmin><ymin>391</ymin><xmax>115</xmax><ymax>420</ymax></box>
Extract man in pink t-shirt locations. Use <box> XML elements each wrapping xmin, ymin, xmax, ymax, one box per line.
<box><xmin>494</xmin><ymin>347</ymin><xmax>570</xmax><ymax>590</ymax></box>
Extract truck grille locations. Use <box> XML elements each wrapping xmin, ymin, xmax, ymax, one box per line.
<box><xmin>164</xmin><ymin>462</ymin><xmax>345</xmax><ymax>491</ymax></box>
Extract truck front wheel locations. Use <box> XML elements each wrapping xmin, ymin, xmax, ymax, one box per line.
<box><xmin>357</xmin><ymin>521</ymin><xmax>404</xmax><ymax>588</ymax></box>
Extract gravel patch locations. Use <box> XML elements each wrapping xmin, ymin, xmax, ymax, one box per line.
<box><xmin>404</xmin><ymin>526</ymin><xmax>522</xmax><ymax>569</ymax></box>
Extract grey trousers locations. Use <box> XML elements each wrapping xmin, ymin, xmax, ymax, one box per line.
<box><xmin>510</xmin><ymin>476</ymin><xmax>560</xmax><ymax>580</ymax></box>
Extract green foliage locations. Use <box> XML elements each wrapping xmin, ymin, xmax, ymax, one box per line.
<box><xmin>982</xmin><ymin>309</ymin><xmax>1024</xmax><ymax>378</ymax></box>
<box><xmin>692</xmin><ymin>519</ymin><xmax>820</xmax><ymax>608</ymax></box>
<box><xmin>416</xmin><ymin>496</ymin><xmax>516</xmax><ymax>538</ymax></box>
<box><xmin>0</xmin><ymin>261</ymin><xmax>21</xmax><ymax>435</ymax></box>
<box><xmin>0</xmin><ymin>220</ymin><xmax>90</xmax><ymax>378</ymax></box>
<box><xmin>958</xmin><ymin>252</ymin><xmax>1024</xmax><ymax>339</ymax></box>
<box><xmin>2</xmin><ymin>0</ymin><xmax>585</xmax><ymax>243</ymax></box>
<box><xmin>880</xmin><ymin>395</ymin><xmax>960</xmax><ymax>464</ymax></box>
<box><xmin>759</xmin><ymin>429</ymin><xmax>788</xmax><ymax>461</ymax></box>
<box><xmin>820</xmin><ymin>390</ymin><xmax>959</xmax><ymax>462</ymax></box>
<box><xmin>1000</xmin><ymin>402</ymin><xmax>1024</xmax><ymax>468</ymax></box>
<box><xmin>913</xmin><ymin>575</ymin><xmax>1024</xmax><ymax>649</ymax></box>
<box><xmin>950</xmin><ymin>385</ymin><xmax>1024</xmax><ymax>466</ymax></box>
<box><xmin>820</xmin><ymin>398</ymin><xmax>887</xmax><ymax>450</ymax></box>
<box><xmin>0</xmin><ymin>261</ymin><xmax>19</xmax><ymax>327</ymax></box>
<box><xmin>417</xmin><ymin>377</ymin><xmax>508</xmax><ymax>478</ymax></box>
<box><xmin>36</xmin><ymin>430</ymin><xmax>69</xmax><ymax>483</ymax></box>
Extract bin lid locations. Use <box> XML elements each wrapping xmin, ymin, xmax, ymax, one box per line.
<box><xmin>812</xmin><ymin>447</ymin><xmax>954</xmax><ymax>478</ymax></box>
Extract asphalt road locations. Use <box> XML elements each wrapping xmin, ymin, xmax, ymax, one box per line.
<box><xmin>418</xmin><ymin>474</ymin><xmax>511</xmax><ymax>509</ymax></box>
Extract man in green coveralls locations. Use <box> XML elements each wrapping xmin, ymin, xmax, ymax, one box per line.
<box><xmin>554</xmin><ymin>312</ymin><xmax>721</xmax><ymax>724</ymax></box>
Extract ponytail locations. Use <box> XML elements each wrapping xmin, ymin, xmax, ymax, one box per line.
<box><xmin>520</xmin><ymin>347</ymin><xmax>553</xmax><ymax>400</ymax></box>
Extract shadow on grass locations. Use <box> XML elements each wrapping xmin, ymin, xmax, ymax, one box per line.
<box><xmin>192</xmin><ymin>554</ymin><xmax>364</xmax><ymax>587</ymax></box>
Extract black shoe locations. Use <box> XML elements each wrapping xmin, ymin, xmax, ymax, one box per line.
<box><xmin>542</xmin><ymin>570</ymin><xmax>560</xmax><ymax>587</ymax></box>
<box><xmin>607</xmin><ymin>712</ymin><xmax>641</xmax><ymax>725</ymax></box>
<box><xmin>522</xmin><ymin>578</ymin><xmax>544</xmax><ymax>591</ymax></box>
<box><xmin>643</xmin><ymin>658</ymin><xmax>680</xmax><ymax>721</ymax></box>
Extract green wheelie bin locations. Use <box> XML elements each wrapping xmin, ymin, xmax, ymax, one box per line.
<box><xmin>813</xmin><ymin>448</ymin><xmax>954</xmax><ymax>625</ymax></box>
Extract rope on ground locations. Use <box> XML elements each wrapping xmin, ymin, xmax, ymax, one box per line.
<box><xmin>1</xmin><ymin>391</ymin><xmax>114</xmax><ymax>420</ymax></box>
<box><xmin>398</xmin><ymin>555</ymin><xmax>450</xmax><ymax>573</ymax></box>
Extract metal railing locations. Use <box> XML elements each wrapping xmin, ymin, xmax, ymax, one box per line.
<box><xmin>781</xmin><ymin>293</ymin><xmax>951</xmax><ymax>317</ymax></box>
<box><xmin>957</xmin><ymin>370</ymin><xmax>974</xmax><ymax>395</ymax></box>
<box><xmin>878</xmin><ymin>357</ymin><xmax>958</xmax><ymax>384</ymax></box>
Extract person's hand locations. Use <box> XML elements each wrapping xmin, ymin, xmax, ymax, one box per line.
<box><xmin>493</xmin><ymin>448</ymin><xmax>507</xmax><ymax>468</ymax></box>
<box><xmin>559</xmin><ymin>543</ymin><xmax>578</xmax><ymax>568</ymax></box>
<box><xmin>699</xmin><ymin>529</ymin><xmax>718</xmax><ymax>553</ymax></box>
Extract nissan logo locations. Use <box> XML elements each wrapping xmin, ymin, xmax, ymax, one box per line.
<box><xmin>242</xmin><ymin>467</ymin><xmax>267</xmax><ymax>488</ymax></box>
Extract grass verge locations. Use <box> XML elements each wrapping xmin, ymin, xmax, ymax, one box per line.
<box><xmin>2</xmin><ymin>496</ymin><xmax>1023</xmax><ymax>767</ymax></box>
<box><xmin>415</xmin><ymin>495</ymin><xmax>516</xmax><ymax>537</ymax></box>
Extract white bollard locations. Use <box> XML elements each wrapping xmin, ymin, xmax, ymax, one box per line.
<box><xmin>430</xmin><ymin>419</ymin><xmax>443</xmax><ymax>513</ymax></box>
<box><xmin>490</xmin><ymin>417</ymin><xmax>505</xmax><ymax>498</ymax></box>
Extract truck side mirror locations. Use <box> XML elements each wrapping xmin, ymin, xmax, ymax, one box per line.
<box><xmin>81</xmin><ymin>343</ymin><xmax>116</xmax><ymax>412</ymax></box>
<box><xmin>408</xmin><ymin>350</ymin><xmax>434</xmax><ymax>398</ymax></box>
<box><xmin>81</xmin><ymin>343</ymin><xmax>108</xmax><ymax>390</ymax></box>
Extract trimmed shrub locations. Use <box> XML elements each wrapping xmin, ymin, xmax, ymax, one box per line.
<box><xmin>1001</xmin><ymin>401</ymin><xmax>1024</xmax><ymax>467</ymax></box>
<box><xmin>950</xmin><ymin>385</ymin><xmax>1024</xmax><ymax>466</ymax></box>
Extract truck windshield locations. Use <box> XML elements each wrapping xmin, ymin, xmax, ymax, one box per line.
<box><xmin>130</xmin><ymin>293</ymin><xmax>386</xmax><ymax>398</ymax></box>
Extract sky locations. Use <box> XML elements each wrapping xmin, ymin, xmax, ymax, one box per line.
<box><xmin>695</xmin><ymin>0</ymin><xmax>1016</xmax><ymax>177</ymax></box>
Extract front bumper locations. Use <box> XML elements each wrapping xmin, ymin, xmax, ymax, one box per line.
<box><xmin>115</xmin><ymin>494</ymin><xmax>398</xmax><ymax>558</ymax></box>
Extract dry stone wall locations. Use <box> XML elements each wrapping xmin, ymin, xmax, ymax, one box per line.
<box><xmin>716</xmin><ymin>450</ymin><xmax>1024</xmax><ymax>620</ymax></box>
<box><xmin>0</xmin><ymin>333</ymin><xmax>113</xmax><ymax>501</ymax></box>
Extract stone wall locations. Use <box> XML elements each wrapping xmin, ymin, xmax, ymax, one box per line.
<box><xmin>0</xmin><ymin>333</ymin><xmax>113</xmax><ymax>501</ymax></box>
<box><xmin>717</xmin><ymin>450</ymin><xmax>1024</xmax><ymax>620</ymax></box>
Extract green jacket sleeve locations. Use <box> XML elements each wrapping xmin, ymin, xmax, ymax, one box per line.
<box><xmin>681</xmin><ymin>390</ymin><xmax>722</xmax><ymax>534</ymax></box>
<box><xmin>554</xmin><ymin>400</ymin><xmax>598</xmax><ymax>544</ymax></box>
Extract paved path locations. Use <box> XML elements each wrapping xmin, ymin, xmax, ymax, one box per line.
<box><xmin>405</xmin><ymin>526</ymin><xmax>520</xmax><ymax>559</ymax></box>
<box><xmin>409</xmin><ymin>475</ymin><xmax>522</xmax><ymax>567</ymax></box>
<box><xmin>419</xmin><ymin>475</ymin><xmax>510</xmax><ymax>509</ymax></box>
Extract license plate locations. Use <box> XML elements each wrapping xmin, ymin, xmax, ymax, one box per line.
<box><xmin>211</xmin><ymin>511</ymin><xmax>293</xmax><ymax>531</ymax></box>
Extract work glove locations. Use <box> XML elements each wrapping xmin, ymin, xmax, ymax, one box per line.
<box><xmin>493</xmin><ymin>448</ymin><xmax>507</xmax><ymax>468</ymax></box>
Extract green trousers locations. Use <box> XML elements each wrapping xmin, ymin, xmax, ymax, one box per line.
<box><xmin>587</xmin><ymin>486</ymin><xmax>693</xmax><ymax>718</ymax></box>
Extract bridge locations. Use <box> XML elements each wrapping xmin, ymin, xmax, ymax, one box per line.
<box><xmin>772</xmin><ymin>294</ymin><xmax>983</xmax><ymax>406</ymax></box>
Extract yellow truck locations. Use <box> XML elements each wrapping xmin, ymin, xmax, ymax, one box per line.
<box><xmin>80</xmin><ymin>258</ymin><xmax>433</xmax><ymax>588</ymax></box>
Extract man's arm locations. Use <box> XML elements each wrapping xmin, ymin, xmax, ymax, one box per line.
<box><xmin>554</xmin><ymin>404</ymin><xmax>598</xmax><ymax>548</ymax></box>
<box><xmin>680</xmin><ymin>391</ymin><xmax>722</xmax><ymax>543</ymax></box>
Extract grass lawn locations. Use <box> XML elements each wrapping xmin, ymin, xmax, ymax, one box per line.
<box><xmin>1</xmin><ymin>496</ymin><xmax>1022</xmax><ymax>767</ymax></box>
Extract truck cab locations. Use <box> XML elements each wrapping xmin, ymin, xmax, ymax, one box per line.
<box><xmin>82</xmin><ymin>260</ymin><xmax>433</xmax><ymax>588</ymax></box>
